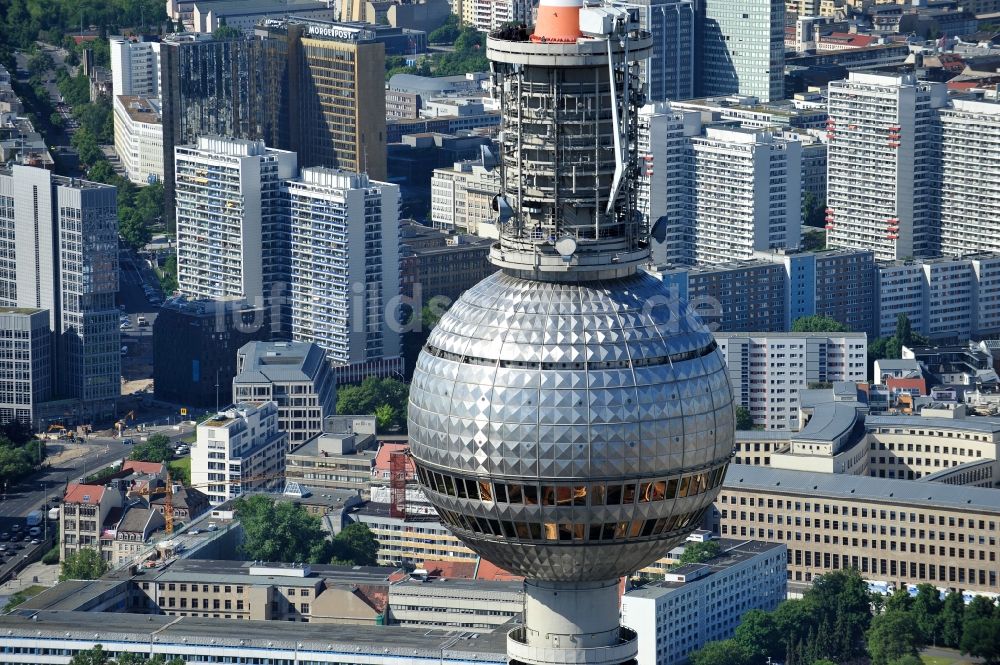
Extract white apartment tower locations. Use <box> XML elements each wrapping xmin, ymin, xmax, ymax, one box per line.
<box><xmin>430</xmin><ymin>159</ymin><xmax>500</xmax><ymax>236</ymax></box>
<box><xmin>638</xmin><ymin>102</ymin><xmax>702</xmax><ymax>265</ymax></box>
<box><xmin>716</xmin><ymin>332</ymin><xmax>868</xmax><ymax>430</ymax></box>
<box><xmin>462</xmin><ymin>0</ymin><xmax>534</xmax><ymax>32</ymax></box>
<box><xmin>826</xmin><ymin>72</ymin><xmax>947</xmax><ymax>261</ymax></box>
<box><xmin>191</xmin><ymin>402</ymin><xmax>287</xmax><ymax>505</ymax></box>
<box><xmin>109</xmin><ymin>36</ymin><xmax>162</xmax><ymax>98</ymax></box>
<box><xmin>175</xmin><ymin>136</ymin><xmax>297</xmax><ymax>304</ymax></box>
<box><xmin>938</xmin><ymin>99</ymin><xmax>1000</xmax><ymax>257</ymax></box>
<box><xmin>689</xmin><ymin>127</ymin><xmax>802</xmax><ymax>264</ymax></box>
<box><xmin>638</xmin><ymin>106</ymin><xmax>803</xmax><ymax>266</ymax></box>
<box><xmin>286</xmin><ymin>168</ymin><xmax>402</xmax><ymax>382</ymax></box>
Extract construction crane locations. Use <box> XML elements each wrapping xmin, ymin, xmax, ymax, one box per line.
<box><xmin>130</xmin><ymin>471</ymin><xmax>287</xmax><ymax>535</ymax></box>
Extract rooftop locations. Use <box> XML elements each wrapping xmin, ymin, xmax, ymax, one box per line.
<box><xmin>136</xmin><ymin>558</ymin><xmax>402</xmax><ymax>587</ymax></box>
<box><xmin>724</xmin><ymin>463</ymin><xmax>1000</xmax><ymax>512</ymax></box>
<box><xmin>115</xmin><ymin>95</ymin><xmax>161</xmax><ymax>124</ymax></box>
<box><xmin>625</xmin><ymin>539</ymin><xmax>785</xmax><ymax>598</ymax></box>
<box><xmin>0</xmin><ymin>611</ymin><xmax>506</xmax><ymax>661</ymax></box>
<box><xmin>63</xmin><ymin>484</ymin><xmax>106</xmax><ymax>505</ymax></box>
<box><xmin>865</xmin><ymin>414</ymin><xmax>1000</xmax><ymax>434</ymax></box>
<box><xmin>235</xmin><ymin>340</ymin><xmax>328</xmax><ymax>385</ymax></box>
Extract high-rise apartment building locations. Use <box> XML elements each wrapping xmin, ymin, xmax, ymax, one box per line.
<box><xmin>233</xmin><ymin>341</ymin><xmax>337</xmax><ymax>448</ymax></box>
<box><xmin>826</xmin><ymin>72</ymin><xmax>948</xmax><ymax>261</ymax></box>
<box><xmin>161</xmin><ymin>22</ymin><xmax>387</xmax><ymax>223</ymax></box>
<box><xmin>109</xmin><ymin>36</ymin><xmax>161</xmax><ymax>97</ymax></box>
<box><xmin>160</xmin><ymin>33</ymin><xmax>288</xmax><ymax>221</ymax></box>
<box><xmin>0</xmin><ymin>308</ymin><xmax>51</xmax><ymax>426</ymax></box>
<box><xmin>286</xmin><ymin>168</ymin><xmax>402</xmax><ymax>382</ymax></box>
<box><xmin>461</xmin><ymin>0</ymin><xmax>534</xmax><ymax>32</ymax></box>
<box><xmin>639</xmin><ymin>108</ymin><xmax>803</xmax><ymax>265</ymax></box>
<box><xmin>191</xmin><ymin>402</ymin><xmax>287</xmax><ymax>505</ymax></box>
<box><xmin>699</xmin><ymin>0</ymin><xmax>786</xmax><ymax>102</ymax></box>
<box><xmin>632</xmin><ymin>0</ymin><xmax>697</xmax><ymax>102</ymax></box>
<box><xmin>174</xmin><ymin>136</ymin><xmax>298</xmax><ymax>304</ymax></box>
<box><xmin>0</xmin><ymin>165</ymin><xmax>120</xmax><ymax>420</ymax></box>
<box><xmin>938</xmin><ymin>99</ymin><xmax>1000</xmax><ymax>257</ymax></box>
<box><xmin>716</xmin><ymin>332</ymin><xmax>868</xmax><ymax>430</ymax></box>
<box><xmin>689</xmin><ymin>127</ymin><xmax>802</xmax><ymax>264</ymax></box>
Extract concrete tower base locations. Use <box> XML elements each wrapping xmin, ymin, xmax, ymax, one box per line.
<box><xmin>508</xmin><ymin>579</ymin><xmax>638</xmax><ymax>665</ymax></box>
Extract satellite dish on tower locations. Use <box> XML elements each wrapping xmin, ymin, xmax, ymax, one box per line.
<box><xmin>555</xmin><ymin>235</ymin><xmax>577</xmax><ymax>260</ymax></box>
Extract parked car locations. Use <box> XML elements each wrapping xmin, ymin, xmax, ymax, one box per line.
<box><xmin>123</xmin><ymin>438</ymin><xmax>134</xmax><ymax>445</ymax></box>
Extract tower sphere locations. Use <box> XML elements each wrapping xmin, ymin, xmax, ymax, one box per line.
<box><xmin>407</xmin><ymin>270</ymin><xmax>735</xmax><ymax>581</ymax></box>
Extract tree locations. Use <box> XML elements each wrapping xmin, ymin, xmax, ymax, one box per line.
<box><xmin>428</xmin><ymin>13</ymin><xmax>461</xmax><ymax>43</ymax></box>
<box><xmin>803</xmin><ymin>569</ymin><xmax>872</xmax><ymax>663</ymax></box>
<box><xmin>912</xmin><ymin>584</ymin><xmax>943</xmax><ymax>646</ymax></box>
<box><xmin>791</xmin><ymin>315</ymin><xmax>849</xmax><ymax>333</ymax></box>
<box><xmin>120</xmin><ymin>208</ymin><xmax>153</xmax><ymax>250</ymax></box>
<box><xmin>0</xmin><ymin>443</ymin><xmax>32</xmax><ymax>483</ymax></box>
<box><xmin>960</xmin><ymin>616</ymin><xmax>1000</xmax><ymax>665</ymax></box>
<box><xmin>128</xmin><ymin>434</ymin><xmax>174</xmax><ymax>463</ymax></box>
<box><xmin>691</xmin><ymin>639</ymin><xmax>750</xmax><ymax>665</ymax></box>
<box><xmin>867</xmin><ymin>610</ymin><xmax>923</xmax><ymax>665</ymax></box>
<box><xmin>734</xmin><ymin>609</ymin><xmax>782</xmax><ymax>665</ymax></box>
<box><xmin>336</xmin><ymin>377</ymin><xmax>409</xmax><ymax>431</ymax></box>
<box><xmin>885</xmin><ymin>588</ymin><xmax>914</xmax><ymax>613</ymax></box>
<box><xmin>236</xmin><ymin>495</ymin><xmax>329</xmax><ymax>563</ymax></box>
<box><xmin>801</xmin><ymin>191</ymin><xmax>826</xmax><ymax>228</ymax></box>
<box><xmin>735</xmin><ymin>406</ymin><xmax>754</xmax><ymax>431</ymax></box>
<box><xmin>69</xmin><ymin>645</ymin><xmax>108</xmax><ymax>665</ymax></box>
<box><xmin>895</xmin><ymin>313</ymin><xmax>913</xmax><ymax>348</ymax></box>
<box><xmin>374</xmin><ymin>403</ymin><xmax>400</xmax><ymax>431</ymax></box>
<box><xmin>940</xmin><ymin>591</ymin><xmax>965</xmax><ymax>648</ymax></box>
<box><xmin>327</xmin><ymin>522</ymin><xmax>379</xmax><ymax>566</ymax></box>
<box><xmin>213</xmin><ymin>24</ymin><xmax>241</xmax><ymax>39</ymax></box>
<box><xmin>60</xmin><ymin>548</ymin><xmax>108</xmax><ymax>581</ymax></box>
<box><xmin>71</xmin><ymin>127</ymin><xmax>103</xmax><ymax>166</ymax></box>
<box><xmin>134</xmin><ymin>181</ymin><xmax>164</xmax><ymax>225</ymax></box>
<box><xmin>678</xmin><ymin>540</ymin><xmax>721</xmax><ymax>565</ymax></box>
<box><xmin>27</xmin><ymin>51</ymin><xmax>54</xmax><ymax>77</ymax></box>
<box><xmin>890</xmin><ymin>656</ymin><xmax>924</xmax><ymax>665</ymax></box>
<box><xmin>159</xmin><ymin>254</ymin><xmax>178</xmax><ymax>293</ymax></box>
<box><xmin>86</xmin><ymin>160</ymin><xmax>116</xmax><ymax>184</ymax></box>
<box><xmin>49</xmin><ymin>111</ymin><xmax>65</xmax><ymax>129</ymax></box>
<box><xmin>965</xmin><ymin>595</ymin><xmax>997</xmax><ymax>622</ymax></box>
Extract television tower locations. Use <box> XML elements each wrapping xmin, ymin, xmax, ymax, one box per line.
<box><xmin>407</xmin><ymin>1</ymin><xmax>736</xmax><ymax>664</ymax></box>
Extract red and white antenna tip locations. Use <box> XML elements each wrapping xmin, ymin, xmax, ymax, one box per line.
<box><xmin>531</xmin><ymin>0</ymin><xmax>583</xmax><ymax>43</ymax></box>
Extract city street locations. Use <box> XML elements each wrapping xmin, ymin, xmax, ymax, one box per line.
<box><xmin>119</xmin><ymin>247</ymin><xmax>162</xmax><ymax>388</ymax></box>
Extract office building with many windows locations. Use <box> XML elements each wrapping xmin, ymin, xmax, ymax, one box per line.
<box><xmin>233</xmin><ymin>340</ymin><xmax>337</xmax><ymax>448</ymax></box>
<box><xmin>286</xmin><ymin>168</ymin><xmax>402</xmax><ymax>382</ymax></box>
<box><xmin>0</xmin><ymin>165</ymin><xmax>120</xmax><ymax>421</ymax></box>
<box><xmin>109</xmin><ymin>36</ymin><xmax>161</xmax><ymax>98</ymax></box>
<box><xmin>112</xmin><ymin>95</ymin><xmax>163</xmax><ymax>185</ymax></box>
<box><xmin>0</xmin><ymin>307</ymin><xmax>51</xmax><ymax>426</ymax></box>
<box><xmin>699</xmin><ymin>0</ymin><xmax>786</xmax><ymax>102</ymax></box>
<box><xmin>174</xmin><ymin>136</ymin><xmax>298</xmax><ymax>304</ymax></box>
<box><xmin>632</xmin><ymin>0</ymin><xmax>697</xmax><ymax>103</ymax></box>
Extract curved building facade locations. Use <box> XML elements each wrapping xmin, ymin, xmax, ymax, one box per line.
<box><xmin>408</xmin><ymin>2</ymin><xmax>736</xmax><ymax>664</ymax></box>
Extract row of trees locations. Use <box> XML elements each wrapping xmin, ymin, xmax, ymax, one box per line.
<box><xmin>0</xmin><ymin>422</ymin><xmax>45</xmax><ymax>486</ymax></box>
<box><xmin>867</xmin><ymin>586</ymin><xmax>1000</xmax><ymax>665</ymax></box>
<box><xmin>692</xmin><ymin>570</ymin><xmax>1000</xmax><ymax>665</ymax></box>
<box><xmin>337</xmin><ymin>377</ymin><xmax>409</xmax><ymax>432</ymax></box>
<box><xmin>127</xmin><ymin>434</ymin><xmax>175</xmax><ymax>464</ymax></box>
<box><xmin>235</xmin><ymin>495</ymin><xmax>379</xmax><ymax>566</ymax></box>
<box><xmin>1</xmin><ymin>0</ymin><xmax>166</xmax><ymax>51</ymax></box>
<box><xmin>386</xmin><ymin>26</ymin><xmax>488</xmax><ymax>80</ymax></box>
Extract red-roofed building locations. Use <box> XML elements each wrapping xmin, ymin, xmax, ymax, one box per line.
<box><xmin>818</xmin><ymin>33</ymin><xmax>876</xmax><ymax>51</ymax></box>
<box><xmin>121</xmin><ymin>460</ymin><xmax>166</xmax><ymax>477</ymax></box>
<box><xmin>422</xmin><ymin>557</ymin><xmax>522</xmax><ymax>581</ymax></box>
<box><xmin>886</xmin><ymin>376</ymin><xmax>928</xmax><ymax>398</ymax></box>
<box><xmin>60</xmin><ymin>483</ymin><xmax>124</xmax><ymax>563</ymax></box>
<box><xmin>372</xmin><ymin>442</ymin><xmax>416</xmax><ymax>481</ymax></box>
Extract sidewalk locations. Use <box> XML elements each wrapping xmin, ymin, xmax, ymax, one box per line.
<box><xmin>0</xmin><ymin>560</ymin><xmax>60</xmax><ymax>594</ymax></box>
